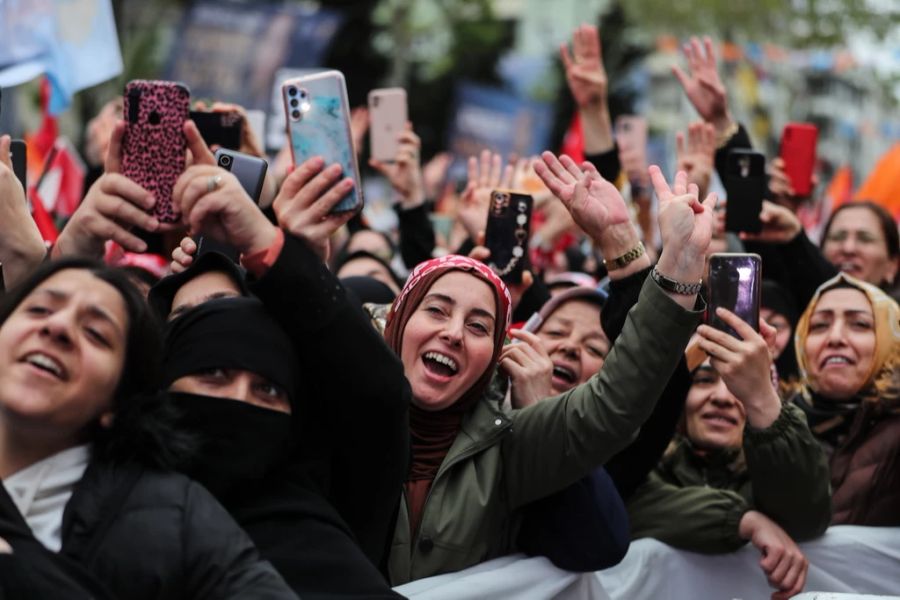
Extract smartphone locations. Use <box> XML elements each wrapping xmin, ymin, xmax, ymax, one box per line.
<box><xmin>122</xmin><ymin>80</ymin><xmax>190</xmax><ymax>223</ymax></box>
<box><xmin>706</xmin><ymin>253</ymin><xmax>761</xmax><ymax>339</ymax></box>
<box><xmin>484</xmin><ymin>190</ymin><xmax>533</xmax><ymax>284</ymax></box>
<box><xmin>780</xmin><ymin>123</ymin><xmax>817</xmax><ymax>197</ymax></box>
<box><xmin>190</xmin><ymin>110</ymin><xmax>243</xmax><ymax>150</ymax></box>
<box><xmin>282</xmin><ymin>71</ymin><xmax>362</xmax><ymax>214</ymax></box>
<box><xmin>723</xmin><ymin>150</ymin><xmax>765</xmax><ymax>234</ymax></box>
<box><xmin>214</xmin><ymin>148</ymin><xmax>267</xmax><ymax>203</ymax></box>
<box><xmin>368</xmin><ymin>88</ymin><xmax>407</xmax><ymax>162</ymax></box>
<box><xmin>9</xmin><ymin>139</ymin><xmax>26</xmax><ymax>192</ymax></box>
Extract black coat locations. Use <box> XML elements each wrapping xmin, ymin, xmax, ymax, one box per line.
<box><xmin>0</xmin><ymin>457</ymin><xmax>295</xmax><ymax>600</ymax></box>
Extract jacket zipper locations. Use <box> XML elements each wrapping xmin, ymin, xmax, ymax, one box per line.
<box><xmin>408</xmin><ymin>420</ymin><xmax>512</xmax><ymax>560</ymax></box>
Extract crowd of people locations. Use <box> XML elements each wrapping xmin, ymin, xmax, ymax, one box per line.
<box><xmin>0</xmin><ymin>22</ymin><xmax>897</xmax><ymax>600</ymax></box>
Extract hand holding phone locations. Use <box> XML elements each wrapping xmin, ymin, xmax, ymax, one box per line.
<box><xmin>484</xmin><ymin>190</ymin><xmax>533</xmax><ymax>284</ymax></box>
<box><xmin>779</xmin><ymin>123</ymin><xmax>817</xmax><ymax>197</ymax></box>
<box><xmin>121</xmin><ymin>80</ymin><xmax>190</xmax><ymax>223</ymax></box>
<box><xmin>723</xmin><ymin>150</ymin><xmax>765</xmax><ymax>234</ymax></box>
<box><xmin>368</xmin><ymin>88</ymin><xmax>408</xmax><ymax>162</ymax></box>
<box><xmin>282</xmin><ymin>71</ymin><xmax>362</xmax><ymax>214</ymax></box>
<box><xmin>706</xmin><ymin>253</ymin><xmax>761</xmax><ymax>338</ymax></box>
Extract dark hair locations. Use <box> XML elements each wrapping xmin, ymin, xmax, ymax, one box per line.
<box><xmin>0</xmin><ymin>258</ymin><xmax>191</xmax><ymax>469</ymax></box>
<box><xmin>822</xmin><ymin>201</ymin><xmax>900</xmax><ymax>261</ymax></box>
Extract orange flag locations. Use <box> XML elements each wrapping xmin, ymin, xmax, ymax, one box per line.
<box><xmin>855</xmin><ymin>144</ymin><xmax>900</xmax><ymax>217</ymax></box>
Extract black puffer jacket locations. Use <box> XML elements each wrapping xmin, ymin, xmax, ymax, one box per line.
<box><xmin>55</xmin><ymin>458</ymin><xmax>295</xmax><ymax>600</ymax></box>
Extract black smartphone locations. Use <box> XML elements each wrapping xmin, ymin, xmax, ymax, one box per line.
<box><xmin>484</xmin><ymin>190</ymin><xmax>533</xmax><ymax>284</ymax></box>
<box><xmin>9</xmin><ymin>139</ymin><xmax>26</xmax><ymax>192</ymax></box>
<box><xmin>706</xmin><ymin>253</ymin><xmax>761</xmax><ymax>339</ymax></box>
<box><xmin>214</xmin><ymin>148</ymin><xmax>267</xmax><ymax>203</ymax></box>
<box><xmin>190</xmin><ymin>110</ymin><xmax>243</xmax><ymax>150</ymax></box>
<box><xmin>723</xmin><ymin>150</ymin><xmax>765</xmax><ymax>234</ymax></box>
<box><xmin>194</xmin><ymin>149</ymin><xmax>268</xmax><ymax>262</ymax></box>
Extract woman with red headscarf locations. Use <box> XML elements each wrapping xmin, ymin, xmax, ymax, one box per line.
<box><xmin>385</xmin><ymin>154</ymin><xmax>718</xmax><ymax>584</ymax></box>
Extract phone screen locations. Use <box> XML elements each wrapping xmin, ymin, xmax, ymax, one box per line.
<box><xmin>706</xmin><ymin>253</ymin><xmax>761</xmax><ymax>338</ymax></box>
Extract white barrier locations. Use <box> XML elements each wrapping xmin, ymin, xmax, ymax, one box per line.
<box><xmin>394</xmin><ymin>526</ymin><xmax>900</xmax><ymax>599</ymax></box>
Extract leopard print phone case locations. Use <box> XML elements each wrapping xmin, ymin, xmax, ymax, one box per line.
<box><xmin>122</xmin><ymin>80</ymin><xmax>190</xmax><ymax>223</ymax></box>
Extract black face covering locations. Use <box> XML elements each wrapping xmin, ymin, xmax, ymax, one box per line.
<box><xmin>172</xmin><ymin>391</ymin><xmax>293</xmax><ymax>499</ymax></box>
<box><xmin>161</xmin><ymin>296</ymin><xmax>298</xmax><ymax>405</ymax></box>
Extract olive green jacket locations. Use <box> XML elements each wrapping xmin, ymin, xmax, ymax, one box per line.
<box><xmin>389</xmin><ymin>278</ymin><xmax>702</xmax><ymax>584</ymax></box>
<box><xmin>626</xmin><ymin>403</ymin><xmax>832</xmax><ymax>554</ymax></box>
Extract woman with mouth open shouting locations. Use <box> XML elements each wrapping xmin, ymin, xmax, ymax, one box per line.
<box><xmin>385</xmin><ymin>153</ymin><xmax>717</xmax><ymax>585</ymax></box>
<box><xmin>625</xmin><ymin>310</ymin><xmax>831</xmax><ymax>600</ymax></box>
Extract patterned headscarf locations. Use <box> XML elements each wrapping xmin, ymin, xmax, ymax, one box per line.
<box><xmin>385</xmin><ymin>254</ymin><xmax>512</xmax><ymax>408</ymax></box>
<box><xmin>795</xmin><ymin>273</ymin><xmax>900</xmax><ymax>409</ymax></box>
<box><xmin>383</xmin><ymin>255</ymin><xmax>511</xmax><ymax>536</ymax></box>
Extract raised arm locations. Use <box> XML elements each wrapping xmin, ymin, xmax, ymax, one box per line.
<box><xmin>503</xmin><ymin>161</ymin><xmax>713</xmax><ymax>507</ymax></box>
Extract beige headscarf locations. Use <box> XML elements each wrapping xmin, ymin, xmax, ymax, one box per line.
<box><xmin>794</xmin><ymin>273</ymin><xmax>900</xmax><ymax>410</ymax></box>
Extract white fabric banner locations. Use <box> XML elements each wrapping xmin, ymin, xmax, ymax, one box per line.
<box><xmin>394</xmin><ymin>526</ymin><xmax>900</xmax><ymax>599</ymax></box>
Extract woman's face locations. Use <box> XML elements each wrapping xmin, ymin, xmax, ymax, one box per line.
<box><xmin>761</xmin><ymin>307</ymin><xmax>792</xmax><ymax>359</ymax></box>
<box><xmin>400</xmin><ymin>271</ymin><xmax>497</xmax><ymax>411</ymax></box>
<box><xmin>803</xmin><ymin>287</ymin><xmax>876</xmax><ymax>400</ymax></box>
<box><xmin>0</xmin><ymin>270</ymin><xmax>128</xmax><ymax>441</ymax></box>
<box><xmin>822</xmin><ymin>207</ymin><xmax>898</xmax><ymax>286</ymax></box>
<box><xmin>536</xmin><ymin>300</ymin><xmax>609</xmax><ymax>394</ymax></box>
<box><xmin>684</xmin><ymin>362</ymin><xmax>747</xmax><ymax>450</ymax></box>
<box><xmin>170</xmin><ymin>369</ymin><xmax>291</xmax><ymax>414</ymax></box>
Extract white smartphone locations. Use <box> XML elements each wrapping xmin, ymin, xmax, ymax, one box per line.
<box><xmin>368</xmin><ymin>87</ymin><xmax>408</xmax><ymax>162</ymax></box>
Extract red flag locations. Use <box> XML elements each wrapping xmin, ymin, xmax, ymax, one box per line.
<box><xmin>27</xmin><ymin>187</ymin><xmax>59</xmax><ymax>244</ymax></box>
<box><xmin>36</xmin><ymin>137</ymin><xmax>86</xmax><ymax>218</ymax></box>
<box><xmin>24</xmin><ymin>77</ymin><xmax>59</xmax><ymax>179</ymax></box>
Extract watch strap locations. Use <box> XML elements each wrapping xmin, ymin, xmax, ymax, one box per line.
<box><xmin>650</xmin><ymin>266</ymin><xmax>703</xmax><ymax>295</ymax></box>
<box><xmin>603</xmin><ymin>242</ymin><xmax>645</xmax><ymax>271</ymax></box>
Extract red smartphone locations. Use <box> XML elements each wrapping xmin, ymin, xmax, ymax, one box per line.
<box><xmin>779</xmin><ymin>123</ymin><xmax>817</xmax><ymax>197</ymax></box>
<box><xmin>122</xmin><ymin>80</ymin><xmax>190</xmax><ymax>223</ymax></box>
<box><xmin>484</xmin><ymin>190</ymin><xmax>533</xmax><ymax>284</ymax></box>
<box><xmin>706</xmin><ymin>253</ymin><xmax>761</xmax><ymax>339</ymax></box>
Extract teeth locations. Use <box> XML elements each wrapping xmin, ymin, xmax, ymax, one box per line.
<box><xmin>424</xmin><ymin>352</ymin><xmax>458</xmax><ymax>373</ymax></box>
<box><xmin>825</xmin><ymin>356</ymin><xmax>851</xmax><ymax>365</ymax></box>
<box><xmin>553</xmin><ymin>365</ymin><xmax>575</xmax><ymax>381</ymax></box>
<box><xmin>25</xmin><ymin>353</ymin><xmax>63</xmax><ymax>377</ymax></box>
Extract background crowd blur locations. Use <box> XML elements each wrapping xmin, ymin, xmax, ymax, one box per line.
<box><xmin>2</xmin><ymin>0</ymin><xmax>900</xmax><ymax>245</ymax></box>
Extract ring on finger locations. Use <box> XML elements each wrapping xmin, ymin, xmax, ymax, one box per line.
<box><xmin>206</xmin><ymin>174</ymin><xmax>222</xmax><ymax>193</ymax></box>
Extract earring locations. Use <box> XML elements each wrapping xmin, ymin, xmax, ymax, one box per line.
<box><xmin>99</xmin><ymin>412</ymin><xmax>115</xmax><ymax>429</ymax></box>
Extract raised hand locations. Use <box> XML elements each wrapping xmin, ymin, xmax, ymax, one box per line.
<box><xmin>672</xmin><ymin>36</ymin><xmax>732</xmax><ymax>134</ymax></box>
<box><xmin>53</xmin><ymin>121</ymin><xmax>161</xmax><ymax>259</ymax></box>
<box><xmin>457</xmin><ymin>149</ymin><xmax>514</xmax><ymax>238</ymax></box>
<box><xmin>650</xmin><ymin>166</ymin><xmax>716</xmax><ymax>302</ymax></box>
<box><xmin>273</xmin><ymin>157</ymin><xmax>357</xmax><ymax>262</ymax></box>
<box><xmin>0</xmin><ymin>136</ymin><xmax>46</xmax><ymax>287</ymax></box>
<box><xmin>675</xmin><ymin>121</ymin><xmax>716</xmax><ymax>199</ymax></box>
<box><xmin>560</xmin><ymin>24</ymin><xmax>608</xmax><ymax>109</ymax></box>
<box><xmin>739</xmin><ymin>200</ymin><xmax>802</xmax><ymax>244</ymax></box>
<box><xmin>561</xmin><ymin>24</ymin><xmax>613</xmax><ymax>154</ymax></box>
<box><xmin>369</xmin><ymin>122</ymin><xmax>425</xmax><ymax>209</ymax></box>
<box><xmin>533</xmin><ymin>151</ymin><xmax>629</xmax><ymax>242</ymax></box>
<box><xmin>172</xmin><ymin>120</ymin><xmax>277</xmax><ymax>257</ymax></box>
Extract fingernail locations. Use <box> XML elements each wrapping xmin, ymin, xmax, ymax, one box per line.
<box><xmin>342</xmin><ymin>178</ymin><xmax>354</xmax><ymax>189</ymax></box>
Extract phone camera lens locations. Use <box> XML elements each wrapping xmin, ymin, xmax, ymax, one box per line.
<box><xmin>299</xmin><ymin>89</ymin><xmax>308</xmax><ymax>99</ymax></box>
<box><xmin>288</xmin><ymin>87</ymin><xmax>298</xmax><ymax>97</ymax></box>
<box><xmin>219</xmin><ymin>155</ymin><xmax>232</xmax><ymax>168</ymax></box>
<box><xmin>290</xmin><ymin>98</ymin><xmax>299</xmax><ymax>108</ymax></box>
<box><xmin>291</xmin><ymin>110</ymin><xmax>301</xmax><ymax>120</ymax></box>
